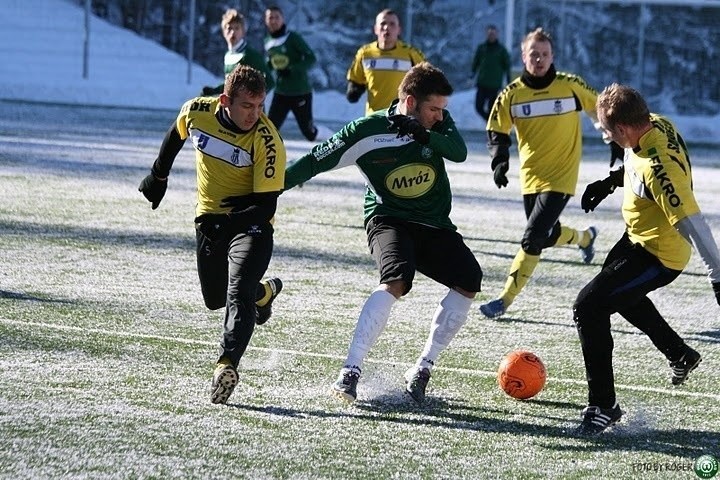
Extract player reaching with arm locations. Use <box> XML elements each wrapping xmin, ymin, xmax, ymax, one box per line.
<box><xmin>574</xmin><ymin>83</ymin><xmax>720</xmax><ymax>435</ymax></box>
<box><xmin>284</xmin><ymin>62</ymin><xmax>483</xmax><ymax>405</ymax></box>
<box><xmin>138</xmin><ymin>65</ymin><xmax>286</xmax><ymax>405</ymax></box>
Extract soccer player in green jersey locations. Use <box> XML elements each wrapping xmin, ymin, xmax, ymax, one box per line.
<box><xmin>263</xmin><ymin>5</ymin><xmax>331</xmax><ymax>141</ymax></box>
<box><xmin>139</xmin><ymin>65</ymin><xmax>286</xmax><ymax>405</ymax></box>
<box><xmin>201</xmin><ymin>9</ymin><xmax>274</xmax><ymax>96</ymax></box>
<box><xmin>574</xmin><ymin>83</ymin><xmax>720</xmax><ymax>435</ymax></box>
<box><xmin>284</xmin><ymin>62</ymin><xmax>483</xmax><ymax>405</ymax></box>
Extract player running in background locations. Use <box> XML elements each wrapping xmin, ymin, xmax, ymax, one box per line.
<box><xmin>346</xmin><ymin>8</ymin><xmax>425</xmax><ymax>114</ymax></box>
<box><xmin>138</xmin><ymin>65</ymin><xmax>285</xmax><ymax>405</ymax></box>
<box><xmin>201</xmin><ymin>9</ymin><xmax>274</xmax><ymax>96</ymax></box>
<box><xmin>573</xmin><ymin>83</ymin><xmax>720</xmax><ymax>435</ymax></box>
<box><xmin>284</xmin><ymin>62</ymin><xmax>483</xmax><ymax>405</ymax></box>
<box><xmin>263</xmin><ymin>5</ymin><xmax>331</xmax><ymax>141</ymax></box>
<box><xmin>479</xmin><ymin>27</ymin><xmax>623</xmax><ymax>319</ymax></box>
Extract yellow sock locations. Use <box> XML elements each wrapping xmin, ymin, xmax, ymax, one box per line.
<box><xmin>216</xmin><ymin>356</ymin><xmax>233</xmax><ymax>368</ymax></box>
<box><xmin>499</xmin><ymin>249</ymin><xmax>541</xmax><ymax>306</ymax></box>
<box><xmin>554</xmin><ymin>226</ymin><xmax>589</xmax><ymax>247</ymax></box>
<box><xmin>256</xmin><ymin>281</ymin><xmax>272</xmax><ymax>307</ymax></box>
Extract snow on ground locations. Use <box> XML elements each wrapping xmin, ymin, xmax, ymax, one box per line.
<box><xmin>0</xmin><ymin>0</ymin><xmax>718</xmax><ymax>144</ymax></box>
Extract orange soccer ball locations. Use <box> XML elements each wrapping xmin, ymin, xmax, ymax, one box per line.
<box><xmin>497</xmin><ymin>350</ymin><xmax>547</xmax><ymax>399</ymax></box>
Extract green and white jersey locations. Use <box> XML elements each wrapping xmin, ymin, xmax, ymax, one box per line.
<box><xmin>285</xmin><ymin>103</ymin><xmax>467</xmax><ymax>230</ymax></box>
<box><xmin>223</xmin><ymin>40</ymin><xmax>275</xmax><ymax>92</ymax></box>
<box><xmin>264</xmin><ymin>30</ymin><xmax>316</xmax><ymax>95</ymax></box>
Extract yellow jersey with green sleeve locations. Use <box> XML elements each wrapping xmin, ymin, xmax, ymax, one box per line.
<box><xmin>623</xmin><ymin>114</ymin><xmax>698</xmax><ymax>270</ymax></box>
<box><xmin>487</xmin><ymin>72</ymin><xmax>597</xmax><ymax>196</ymax></box>
<box><xmin>175</xmin><ymin>96</ymin><xmax>286</xmax><ymax>218</ymax></box>
<box><xmin>347</xmin><ymin>40</ymin><xmax>425</xmax><ymax>114</ymax></box>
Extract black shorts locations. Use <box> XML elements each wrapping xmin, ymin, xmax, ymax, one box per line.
<box><xmin>575</xmin><ymin>232</ymin><xmax>681</xmax><ymax>315</ymax></box>
<box><xmin>365</xmin><ymin>215</ymin><xmax>483</xmax><ymax>295</ymax></box>
<box><xmin>195</xmin><ymin>220</ymin><xmax>274</xmax><ymax>310</ymax></box>
<box><xmin>521</xmin><ymin>191</ymin><xmax>570</xmax><ymax>254</ymax></box>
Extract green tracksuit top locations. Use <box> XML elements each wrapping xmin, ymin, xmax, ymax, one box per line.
<box><xmin>284</xmin><ymin>102</ymin><xmax>468</xmax><ymax>230</ymax></box>
<box><xmin>471</xmin><ymin>40</ymin><xmax>511</xmax><ymax>90</ymax></box>
<box><xmin>264</xmin><ymin>30</ymin><xmax>316</xmax><ymax>96</ymax></box>
<box><xmin>206</xmin><ymin>39</ymin><xmax>275</xmax><ymax>95</ymax></box>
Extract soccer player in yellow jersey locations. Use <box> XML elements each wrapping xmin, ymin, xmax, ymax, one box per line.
<box><xmin>573</xmin><ymin>83</ymin><xmax>720</xmax><ymax>435</ymax></box>
<box><xmin>346</xmin><ymin>8</ymin><xmax>425</xmax><ymax>114</ymax></box>
<box><xmin>480</xmin><ymin>28</ymin><xmax>611</xmax><ymax>319</ymax></box>
<box><xmin>138</xmin><ymin>65</ymin><xmax>286</xmax><ymax>405</ymax></box>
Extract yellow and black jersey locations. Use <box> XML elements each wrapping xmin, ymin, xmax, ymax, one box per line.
<box><xmin>176</xmin><ymin>97</ymin><xmax>286</xmax><ymax>217</ymax></box>
<box><xmin>347</xmin><ymin>40</ymin><xmax>425</xmax><ymax>114</ymax></box>
<box><xmin>623</xmin><ymin>114</ymin><xmax>698</xmax><ymax>270</ymax></box>
<box><xmin>488</xmin><ymin>72</ymin><xmax>598</xmax><ymax>195</ymax></box>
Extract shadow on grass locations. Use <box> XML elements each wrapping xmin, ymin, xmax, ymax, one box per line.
<box><xmin>691</xmin><ymin>328</ymin><xmax>720</xmax><ymax>345</ymax></box>
<box><xmin>228</xmin><ymin>395</ymin><xmax>717</xmax><ymax>458</ymax></box>
<box><xmin>0</xmin><ymin>218</ymin><xmax>375</xmax><ymax>270</ymax></box>
<box><xmin>488</xmin><ymin>314</ymin><xmax>720</xmax><ymax>346</ymax></box>
<box><xmin>0</xmin><ymin>218</ymin><xmax>195</xmax><ymax>250</ymax></box>
<box><xmin>0</xmin><ymin>289</ymin><xmax>75</xmax><ymax>303</ymax></box>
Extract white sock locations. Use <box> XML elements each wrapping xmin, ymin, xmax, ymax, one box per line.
<box><xmin>415</xmin><ymin>289</ymin><xmax>473</xmax><ymax>371</ymax></box>
<box><xmin>343</xmin><ymin>288</ymin><xmax>396</xmax><ymax>372</ymax></box>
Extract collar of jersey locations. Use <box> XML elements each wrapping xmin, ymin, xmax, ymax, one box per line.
<box><xmin>520</xmin><ymin>64</ymin><xmax>557</xmax><ymax>90</ymax></box>
<box><xmin>269</xmin><ymin>24</ymin><xmax>287</xmax><ymax>39</ymax></box>
<box><xmin>229</xmin><ymin>38</ymin><xmax>247</xmax><ymax>53</ymax></box>
<box><xmin>216</xmin><ymin>107</ymin><xmax>245</xmax><ymax>134</ymax></box>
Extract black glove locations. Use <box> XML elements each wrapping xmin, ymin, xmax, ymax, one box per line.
<box><xmin>492</xmin><ymin>161</ymin><xmax>509</xmax><ymax>188</ymax></box>
<box><xmin>713</xmin><ymin>282</ymin><xmax>720</xmax><ymax>306</ymax></box>
<box><xmin>201</xmin><ymin>85</ymin><xmax>219</xmax><ymax>96</ymax></box>
<box><xmin>220</xmin><ymin>195</ymin><xmax>253</xmax><ymax>211</ymax></box>
<box><xmin>197</xmin><ymin>214</ymin><xmax>229</xmax><ymax>242</ymax></box>
<box><xmin>387</xmin><ymin>114</ymin><xmax>430</xmax><ymax>144</ymax></box>
<box><xmin>581</xmin><ymin>177</ymin><xmax>615</xmax><ymax>213</ymax></box>
<box><xmin>138</xmin><ymin>174</ymin><xmax>167</xmax><ymax>210</ymax></box>
<box><xmin>609</xmin><ymin>141</ymin><xmax>624</xmax><ymax>168</ymax></box>
<box><xmin>346</xmin><ymin>81</ymin><xmax>366</xmax><ymax>103</ymax></box>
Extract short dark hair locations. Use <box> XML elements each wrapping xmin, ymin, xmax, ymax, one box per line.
<box><xmin>398</xmin><ymin>62</ymin><xmax>453</xmax><ymax>104</ymax></box>
<box><xmin>224</xmin><ymin>64</ymin><xmax>266</xmax><ymax>99</ymax></box>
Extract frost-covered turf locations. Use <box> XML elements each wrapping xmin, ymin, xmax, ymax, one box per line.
<box><xmin>1</xmin><ymin>102</ymin><xmax>719</xmax><ymax>479</ymax></box>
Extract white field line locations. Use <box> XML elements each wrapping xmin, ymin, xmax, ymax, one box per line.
<box><xmin>2</xmin><ymin>317</ymin><xmax>718</xmax><ymax>401</ymax></box>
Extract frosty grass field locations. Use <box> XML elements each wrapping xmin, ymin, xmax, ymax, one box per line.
<box><xmin>1</xmin><ymin>101</ymin><xmax>719</xmax><ymax>479</ymax></box>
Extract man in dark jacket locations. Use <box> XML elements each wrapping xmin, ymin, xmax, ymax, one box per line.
<box><xmin>471</xmin><ymin>25</ymin><xmax>511</xmax><ymax>121</ymax></box>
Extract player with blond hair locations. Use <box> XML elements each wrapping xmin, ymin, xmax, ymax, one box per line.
<box><xmin>574</xmin><ymin>83</ymin><xmax>720</xmax><ymax>434</ymax></box>
<box><xmin>480</xmin><ymin>27</ymin><xmax>622</xmax><ymax>319</ymax></box>
<box><xmin>202</xmin><ymin>9</ymin><xmax>274</xmax><ymax>96</ymax></box>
